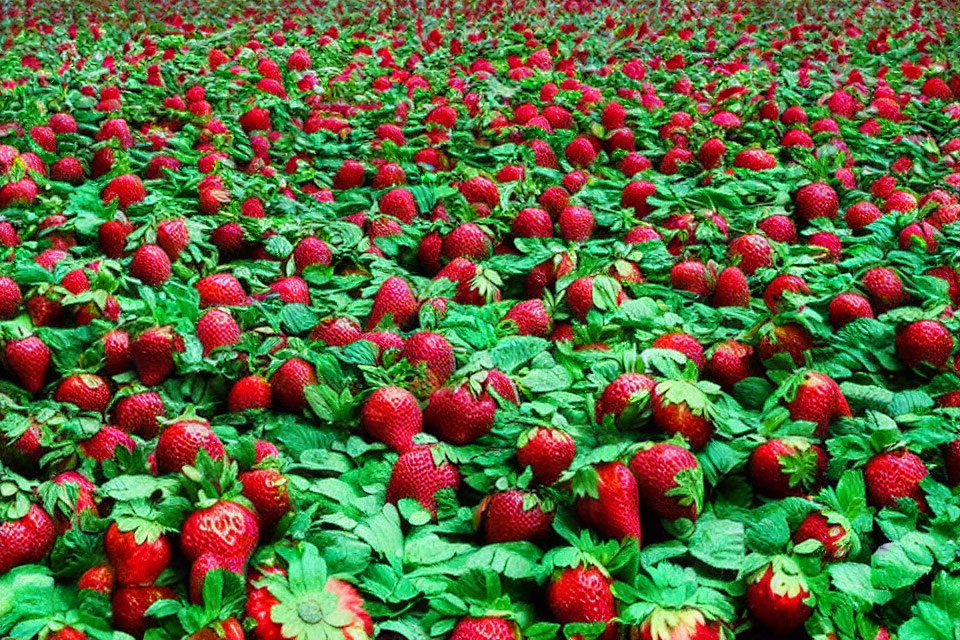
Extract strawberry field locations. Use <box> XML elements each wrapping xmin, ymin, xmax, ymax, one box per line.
<box><xmin>2</xmin><ymin>0</ymin><xmax>960</xmax><ymax>638</ymax></box>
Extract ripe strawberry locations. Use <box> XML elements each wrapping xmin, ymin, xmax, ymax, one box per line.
<box><xmin>698</xmin><ymin>137</ymin><xmax>726</xmax><ymax>169</ymax></box>
<box><xmin>449</xmin><ymin>617</ymin><xmax>519</xmax><ymax>640</ymax></box>
<box><xmin>651</xmin><ymin>380</ymin><xmax>714</xmax><ymax>450</ymax></box>
<box><xmin>311</xmin><ymin>317</ymin><xmax>362</xmax><ymax>346</ymax></box>
<box><xmin>112</xmin><ymin>585</ymin><xmax>177</xmax><ymax>636</ymax></box>
<box><xmin>793</xmin><ymin>511</ymin><xmax>853</xmax><ymax>561</ymax></box>
<box><xmin>401</xmin><ymin>332</ymin><xmax>455</xmax><ymax>391</ymax></box>
<box><xmin>733</xmin><ymin>148</ymin><xmax>777</xmax><ymax>170</ymax></box>
<box><xmin>575</xmin><ymin>462</ymin><xmax>642</xmax><ymax>542</ymax></box>
<box><xmin>112</xmin><ymin>391</ymin><xmax>166</xmax><ymax>438</ymax></box>
<box><xmin>758</xmin><ymin>214</ymin><xmax>798</xmax><ymax>243</ymax></box>
<box><xmin>785</xmin><ymin>372</ymin><xmax>852</xmax><ymax>437</ymax></box>
<box><xmin>442</xmin><ymin>223</ymin><xmax>492</xmax><ymax>260</ymax></box>
<box><xmin>547</xmin><ymin>565</ymin><xmax>618</xmax><ymax>640</ymax></box>
<box><xmin>763</xmin><ymin>274</ymin><xmax>810</xmax><ymax>312</ymax></box>
<box><xmin>795</xmin><ymin>182</ymin><xmax>839</xmax><ymax>221</ymax></box>
<box><xmin>565</xmin><ymin>136</ymin><xmax>598</xmax><ymax>167</ymax></box>
<box><xmin>386</xmin><ymin>446</ymin><xmax>460</xmax><ymax>516</ymax></box>
<box><xmin>651</xmin><ymin>333</ymin><xmax>705</xmax><ymax>369</ymax></box>
<box><xmin>746</xmin><ymin>562</ymin><xmax>812</xmax><ymax>634</ymax></box>
<box><xmin>516</xmin><ymin>427</ymin><xmax>575</xmax><ymax>485</ymax></box>
<box><xmin>54</xmin><ymin>373</ymin><xmax>111</xmax><ymax>412</ymax></box>
<box><xmin>460</xmin><ymin>176</ymin><xmax>500</xmax><ymax>209</ymax></box>
<box><xmin>424</xmin><ymin>383</ymin><xmax>496</xmax><ymax>444</ymax></box>
<box><xmin>512</xmin><ymin>207</ymin><xmax>554</xmax><ymax>238</ymax></box>
<box><xmin>102</xmin><ymin>329</ymin><xmax>132</xmax><ymax>375</ymax></box>
<box><xmin>862</xmin><ymin>267</ymin><xmax>911</xmax><ymax>311</ymax></box>
<box><xmin>78</xmin><ymin>565</ymin><xmax>115</xmax><ymax>593</ymax></box>
<box><xmin>503</xmin><ymin>299</ymin><xmax>552</xmax><ymax>336</ymax></box>
<box><xmin>105</xmin><ymin>522</ymin><xmax>172</xmax><ymax>586</ymax></box>
<box><xmin>98</xmin><ymin>219</ymin><xmax>132</xmax><ymax>258</ymax></box>
<box><xmin>671</xmin><ymin>261</ymin><xmax>715</xmax><ymax>297</ymax></box>
<box><xmin>828</xmin><ymin>293</ymin><xmax>874</xmax><ymax>329</ymax></box>
<box><xmin>758</xmin><ymin>323</ymin><xmax>813</xmax><ymax>366</ymax></box>
<box><xmin>5</xmin><ymin>336</ymin><xmax>51</xmax><ymax>394</ymax></box>
<box><xmin>895</xmin><ymin>320</ymin><xmax>954</xmax><ymax>368</ymax></box>
<box><xmin>269</xmin><ymin>358</ymin><xmax>317</xmax><ymax>413</ymax></box>
<box><xmin>629</xmin><ymin>442</ymin><xmax>703</xmax><ymax>523</ymax></box>
<box><xmin>865</xmin><ymin>449</ymin><xmax>929</xmax><ymax>512</ymax></box>
<box><xmin>130</xmin><ymin>244</ymin><xmax>171</xmax><ymax>286</ymax></box>
<box><xmin>595</xmin><ymin>373</ymin><xmax>655</xmax><ymax>424</ymax></box>
<box><xmin>749</xmin><ymin>438</ymin><xmax>827</xmax><ymax>498</ymax></box>
<box><xmin>475</xmin><ymin>489</ymin><xmax>554</xmax><ymax>543</ymax></box>
<box><xmin>291</xmin><ymin>236</ymin><xmax>332</xmax><ymax>274</ymax></box>
<box><xmin>196</xmin><ymin>308</ymin><xmax>242</xmax><ymax>356</ymax></box>
<box><xmin>0</xmin><ymin>504</ymin><xmax>56</xmax><ymax>573</ymax></box>
<box><xmin>621</xmin><ymin>180</ymin><xmax>657</xmax><ymax>217</ymax></box>
<box><xmin>131</xmin><ymin>326</ymin><xmax>183</xmax><ymax>386</ymax></box>
<box><xmin>270</xmin><ymin>276</ymin><xmax>310</xmax><ymax>304</ymax></box>
<box><xmin>157</xmin><ymin>218</ymin><xmax>189</xmax><ymax>260</ymax></box>
<box><xmin>899</xmin><ymin>221</ymin><xmax>939</xmax><ymax>252</ymax></box>
<box><xmin>180</xmin><ymin>500</ymin><xmax>259</xmax><ymax>562</ymax></box>
<box><xmin>240</xmin><ymin>468</ymin><xmax>291</xmax><ymax>535</ymax></box>
<box><xmin>845</xmin><ymin>201</ymin><xmax>883</xmax><ymax>232</ymax></box>
<box><xmin>361</xmin><ymin>386</ymin><xmax>422</xmax><ymax>451</ymax></box>
<box><xmin>705</xmin><ymin>340</ymin><xmax>757</xmax><ymax>390</ymax></box>
<box><xmin>0</xmin><ymin>276</ymin><xmax>21</xmax><ymax>319</ymax></box>
<box><xmin>80</xmin><ymin>425</ymin><xmax>135</xmax><ymax>462</ymax></box>
<box><xmin>728</xmin><ymin>234</ymin><xmax>773</xmax><ymax>275</ymax></box>
<box><xmin>379</xmin><ymin>188</ymin><xmax>418</xmax><ymax>223</ymax></box>
<box><xmin>196</xmin><ymin>274</ymin><xmax>247</xmax><ymax>307</ymax></box>
<box><xmin>539</xmin><ymin>186</ymin><xmax>571</xmax><ymax>219</ymax></box>
<box><xmin>189</xmin><ymin>552</ymin><xmax>246</xmax><ymax>604</ymax></box>
<box><xmin>368</xmin><ymin>276</ymin><xmax>418</xmax><ymax>330</ymax></box>
<box><xmin>156</xmin><ymin>419</ymin><xmax>225</xmax><ymax>473</ymax></box>
<box><xmin>558</xmin><ymin>206</ymin><xmax>595</xmax><ymax>241</ymax></box>
<box><xmin>228</xmin><ymin>375</ymin><xmax>273</xmax><ymax>412</ymax></box>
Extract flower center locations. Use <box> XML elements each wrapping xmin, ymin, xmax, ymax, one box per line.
<box><xmin>297</xmin><ymin>600</ymin><xmax>324</xmax><ymax>624</ymax></box>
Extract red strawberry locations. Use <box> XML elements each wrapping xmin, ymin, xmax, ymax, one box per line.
<box><xmin>54</xmin><ymin>374</ymin><xmax>111</xmax><ymax>412</ymax></box>
<box><xmin>228</xmin><ymin>375</ymin><xmax>273</xmax><ymax>412</ymax></box>
<box><xmin>595</xmin><ymin>373</ymin><xmax>656</xmax><ymax>424</ymax></box>
<box><xmin>512</xmin><ymin>207</ymin><xmax>554</xmax><ymax>238</ymax></box>
<box><xmin>746</xmin><ymin>561</ymin><xmax>812</xmax><ymax>634</ymax></box>
<box><xmin>189</xmin><ymin>552</ymin><xmax>246</xmax><ymax>604</ymax></box>
<box><xmin>5</xmin><ymin>336</ymin><xmax>51</xmax><ymax>394</ymax></box>
<box><xmin>516</xmin><ymin>427</ymin><xmax>575</xmax><ymax>485</ymax></box>
<box><xmin>449</xmin><ymin>617</ymin><xmax>519</xmax><ymax>640</ymax></box>
<box><xmin>180</xmin><ymin>500</ymin><xmax>259</xmax><ymax>562</ymax></box>
<box><xmin>196</xmin><ymin>274</ymin><xmax>247</xmax><ymax>307</ymax></box>
<box><xmin>558</xmin><ymin>206</ymin><xmax>595</xmax><ymax>241</ymax></box>
<box><xmin>98</xmin><ymin>219</ymin><xmax>132</xmax><ymax>258</ymax></box>
<box><xmin>112</xmin><ymin>391</ymin><xmax>166</xmax><ymax>438</ymax></box>
<box><xmin>105</xmin><ymin>522</ymin><xmax>172</xmax><ymax>586</ymax></box>
<box><xmin>269</xmin><ymin>358</ymin><xmax>317</xmax><ymax>413</ymax></box>
<box><xmin>728</xmin><ymin>234</ymin><xmax>773</xmax><ymax>275</ymax></box>
<box><xmin>157</xmin><ymin>218</ymin><xmax>189</xmax><ymax>260</ymax></box>
<box><xmin>758</xmin><ymin>214</ymin><xmax>797</xmax><ymax>243</ymax></box>
<box><xmin>0</xmin><ymin>504</ymin><xmax>56</xmax><ymax>573</ymax></box>
<box><xmin>705</xmin><ymin>340</ymin><xmax>757</xmax><ymax>390</ymax></box>
<box><xmin>112</xmin><ymin>585</ymin><xmax>176</xmax><ymax>636</ymax></box>
<box><xmin>651</xmin><ymin>333</ymin><xmax>705</xmax><ymax>369</ymax></box>
<box><xmin>503</xmin><ymin>299</ymin><xmax>552</xmax><ymax>336</ymax></box>
<box><xmin>629</xmin><ymin>442</ymin><xmax>703</xmax><ymax>523</ymax></box>
<box><xmin>785</xmin><ymin>371</ymin><xmax>852</xmax><ymax>438</ymax></box>
<box><xmin>386</xmin><ymin>446</ymin><xmax>460</xmax><ymax>516</ymax></box>
<box><xmin>401</xmin><ymin>332</ymin><xmax>455</xmax><ymax>391</ymax></box>
<box><xmin>575</xmin><ymin>462</ymin><xmax>642</xmax><ymax>542</ymax></box>
<box><xmin>475</xmin><ymin>489</ymin><xmax>554</xmax><ymax>543</ymax></box>
<box><xmin>749</xmin><ymin>438</ymin><xmax>827</xmax><ymax>498</ymax></box>
<box><xmin>423</xmin><ymin>383</ymin><xmax>497</xmax><ymax>444</ymax></box>
<box><xmin>155</xmin><ymin>418</ymin><xmax>225</xmax><ymax>473</ymax></box>
<box><xmin>0</xmin><ymin>276</ymin><xmax>21</xmax><ymax>319</ymax></box>
<box><xmin>442</xmin><ymin>223</ymin><xmax>492</xmax><ymax>260</ymax></box>
<box><xmin>131</xmin><ymin>326</ymin><xmax>183</xmax><ymax>386</ymax></box>
<box><xmin>895</xmin><ymin>320</ymin><xmax>953</xmax><ymax>368</ymax></box>
<box><xmin>547</xmin><ymin>565</ymin><xmax>618</xmax><ymax>640</ymax></box>
<box><xmin>80</xmin><ymin>426</ymin><xmax>135</xmax><ymax>462</ymax></box>
<box><xmin>311</xmin><ymin>317</ymin><xmax>361</xmax><ymax>346</ymax></box>
<box><xmin>361</xmin><ymin>386</ymin><xmax>422</xmax><ymax>451</ymax></box>
<box><xmin>793</xmin><ymin>511</ymin><xmax>853</xmax><ymax>561</ymax></box>
<box><xmin>101</xmin><ymin>174</ymin><xmax>146</xmax><ymax>209</ymax></box>
<box><xmin>291</xmin><ymin>236</ymin><xmax>332</xmax><ymax>273</ymax></box>
<box><xmin>240</xmin><ymin>468</ymin><xmax>291</xmax><ymax>535</ymax></box>
<box><xmin>763</xmin><ymin>274</ymin><xmax>809</xmax><ymax>312</ymax></box>
<box><xmin>270</xmin><ymin>276</ymin><xmax>310</xmax><ymax>304</ymax></box>
<box><xmin>845</xmin><ymin>201</ymin><xmax>883</xmax><ymax>232</ymax></box>
<box><xmin>379</xmin><ymin>188</ymin><xmax>418</xmax><ymax>223</ymax></box>
<box><xmin>651</xmin><ymin>380</ymin><xmax>715</xmax><ymax>450</ymax></box>
<box><xmin>698</xmin><ymin>137</ymin><xmax>726</xmax><ymax>169</ymax></box>
<box><xmin>621</xmin><ymin>180</ymin><xmax>657</xmax><ymax>217</ymax></box>
<box><xmin>795</xmin><ymin>182</ymin><xmax>839</xmax><ymax>221</ymax></box>
<box><xmin>130</xmin><ymin>244</ymin><xmax>171</xmax><ymax>286</ymax></box>
<box><xmin>196</xmin><ymin>308</ymin><xmax>242</xmax><ymax>356</ymax></box>
<box><xmin>733</xmin><ymin>148</ymin><xmax>777</xmax><ymax>170</ymax></box>
<box><xmin>368</xmin><ymin>276</ymin><xmax>418</xmax><ymax>330</ymax></box>
<box><xmin>635</xmin><ymin>609</ymin><xmax>721</xmax><ymax>640</ymax></box>
<box><xmin>758</xmin><ymin>323</ymin><xmax>813</xmax><ymax>366</ymax></box>
<box><xmin>460</xmin><ymin>176</ymin><xmax>500</xmax><ymax>209</ymax></box>
<box><xmin>78</xmin><ymin>565</ymin><xmax>115</xmax><ymax>593</ymax></box>
<box><xmin>711</xmin><ymin>265</ymin><xmax>751</xmax><ymax>307</ymax></box>
<box><xmin>862</xmin><ymin>267</ymin><xmax>911</xmax><ymax>312</ymax></box>
<box><xmin>102</xmin><ymin>329</ymin><xmax>132</xmax><ymax>375</ymax></box>
<box><xmin>865</xmin><ymin>449</ymin><xmax>929</xmax><ymax>512</ymax></box>
<box><xmin>828</xmin><ymin>293</ymin><xmax>874</xmax><ymax>329</ymax></box>
<box><xmin>671</xmin><ymin>261</ymin><xmax>715</xmax><ymax>297</ymax></box>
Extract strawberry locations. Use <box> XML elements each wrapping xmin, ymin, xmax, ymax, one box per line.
<box><xmin>698</xmin><ymin>137</ymin><xmax>726</xmax><ymax>169</ymax></box>
<box><xmin>865</xmin><ymin>449</ymin><xmax>929</xmax><ymax>512</ymax></box>
<box><xmin>311</xmin><ymin>317</ymin><xmax>361</xmax><ymax>346</ymax></box>
<box><xmin>460</xmin><ymin>176</ymin><xmax>500</xmax><ymax>209</ymax></box>
<box><xmin>758</xmin><ymin>214</ymin><xmax>798</xmax><ymax>243</ymax></box>
<box><xmin>558</xmin><ymin>206</ymin><xmax>595</xmax><ymax>241</ymax></box>
<box><xmin>621</xmin><ymin>180</ymin><xmax>657</xmax><ymax>217</ymax></box>
<box><xmin>240</xmin><ymin>468</ymin><xmax>291</xmax><ymax>535</ymax></box>
<box><xmin>727</xmin><ymin>234</ymin><xmax>773</xmax><ymax>275</ymax></box>
<box><xmin>196</xmin><ymin>308</ymin><xmax>242</xmax><ymax>356</ymax></box>
<box><xmin>629</xmin><ymin>442</ymin><xmax>703</xmax><ymax>523</ymax></box>
<box><xmin>895</xmin><ymin>320</ymin><xmax>954</xmax><ymax>368</ymax></box>
<box><xmin>763</xmin><ymin>274</ymin><xmax>809</xmax><ymax>312</ymax></box>
<box><xmin>0</xmin><ymin>504</ymin><xmax>56</xmax><ymax>573</ymax></box>
<box><xmin>862</xmin><ymin>267</ymin><xmax>911</xmax><ymax>311</ymax></box>
<box><xmin>503</xmin><ymin>299</ymin><xmax>552</xmax><ymax>336</ymax></box>
<box><xmin>449</xmin><ymin>617</ymin><xmax>519</xmax><ymax>640</ymax></box>
<box><xmin>156</xmin><ymin>418</ymin><xmax>225</xmax><ymax>473</ymax></box>
<box><xmin>368</xmin><ymin>276</ymin><xmax>418</xmax><ymax>330</ymax></box>
<box><xmin>793</xmin><ymin>511</ymin><xmax>853</xmax><ymax>561</ymax></box>
<box><xmin>899</xmin><ymin>221</ymin><xmax>939</xmax><ymax>252</ymax></box>
<box><xmin>475</xmin><ymin>489</ymin><xmax>554</xmax><ymax>543</ymax></box>
<box><xmin>711</xmin><ymin>266</ymin><xmax>750</xmax><ymax>307</ymax></box>
<box><xmin>423</xmin><ymin>383</ymin><xmax>497</xmax><ymax>444</ymax></box>
<box><xmin>512</xmin><ymin>207</ymin><xmax>554</xmax><ymax>238</ymax></box>
<box><xmin>442</xmin><ymin>223</ymin><xmax>492</xmax><ymax>260</ymax></box>
<box><xmin>291</xmin><ymin>236</ymin><xmax>332</xmax><ymax>273</ymax></box>
<box><xmin>516</xmin><ymin>427</ymin><xmax>575</xmax><ymax>485</ymax></box>
<box><xmin>131</xmin><ymin>326</ymin><xmax>183</xmax><ymax>386</ymax></box>
<box><xmin>651</xmin><ymin>333</ymin><xmax>705</xmax><ymax>369</ymax></box>
<box><xmin>828</xmin><ymin>293</ymin><xmax>874</xmax><ymax>329</ymax></box>
<box><xmin>228</xmin><ymin>375</ymin><xmax>273</xmax><ymax>412</ymax></box>
<box><xmin>54</xmin><ymin>373</ymin><xmax>111</xmax><ymax>412</ymax></box>
<box><xmin>157</xmin><ymin>218</ymin><xmax>189</xmax><ymax>260</ymax></box>
<box><xmin>112</xmin><ymin>585</ymin><xmax>177</xmax><ymax>636</ymax></box>
<box><xmin>758</xmin><ymin>323</ymin><xmax>813</xmax><ymax>366</ymax></box>
<box><xmin>130</xmin><ymin>244</ymin><xmax>171</xmax><ymax>286</ymax></box>
<box><xmin>745</xmin><ymin>561</ymin><xmax>812</xmax><ymax>634</ymax></box>
<box><xmin>270</xmin><ymin>276</ymin><xmax>311</xmax><ymax>304</ymax></box>
<box><xmin>794</xmin><ymin>182</ymin><xmax>839</xmax><ymax>221</ymax></box>
<box><xmin>80</xmin><ymin>425</ymin><xmax>135</xmax><ymax>462</ymax></box>
<box><xmin>269</xmin><ymin>358</ymin><xmax>317</xmax><ymax>413</ymax></box>
<box><xmin>112</xmin><ymin>391</ymin><xmax>165</xmax><ymax>438</ymax></box>
<box><xmin>386</xmin><ymin>446</ymin><xmax>460</xmax><ymax>516</ymax></box>
<box><xmin>379</xmin><ymin>187</ymin><xmax>418</xmax><ymax>223</ymax></box>
<box><xmin>189</xmin><ymin>552</ymin><xmax>246</xmax><ymax>604</ymax></box>
<box><xmin>749</xmin><ymin>438</ymin><xmax>827</xmax><ymax>498</ymax></box>
<box><xmin>105</xmin><ymin>521</ymin><xmax>172</xmax><ymax>586</ymax></box>
<box><xmin>361</xmin><ymin>386</ymin><xmax>422</xmax><ymax>451</ymax></box>
<box><xmin>180</xmin><ymin>499</ymin><xmax>259</xmax><ymax>562</ymax></box>
<box><xmin>196</xmin><ymin>274</ymin><xmax>247</xmax><ymax>307</ymax></box>
<box><xmin>844</xmin><ymin>201</ymin><xmax>883</xmax><ymax>232</ymax></box>
<box><xmin>98</xmin><ymin>219</ymin><xmax>132</xmax><ymax>258</ymax></box>
<box><xmin>401</xmin><ymin>332</ymin><xmax>455</xmax><ymax>391</ymax></box>
<box><xmin>575</xmin><ymin>461</ymin><xmax>642</xmax><ymax>542</ymax></box>
<box><xmin>5</xmin><ymin>336</ymin><xmax>51</xmax><ymax>394</ymax></box>
<box><xmin>595</xmin><ymin>373</ymin><xmax>656</xmax><ymax>424</ymax></box>
<box><xmin>78</xmin><ymin>564</ymin><xmax>115</xmax><ymax>593</ymax></box>
<box><xmin>547</xmin><ymin>565</ymin><xmax>618</xmax><ymax>640</ymax></box>
<box><xmin>733</xmin><ymin>148</ymin><xmax>777</xmax><ymax>170</ymax></box>
<box><xmin>651</xmin><ymin>380</ymin><xmax>715</xmax><ymax>450</ymax></box>
<box><xmin>565</xmin><ymin>136</ymin><xmax>598</xmax><ymax>167</ymax></box>
<box><xmin>705</xmin><ymin>340</ymin><xmax>757</xmax><ymax>390</ymax></box>
<box><xmin>635</xmin><ymin>609</ymin><xmax>722</xmax><ymax>640</ymax></box>
<box><xmin>102</xmin><ymin>329</ymin><xmax>132</xmax><ymax>375</ymax></box>
<box><xmin>539</xmin><ymin>186</ymin><xmax>570</xmax><ymax>219</ymax></box>
<box><xmin>785</xmin><ymin>372</ymin><xmax>852</xmax><ymax>438</ymax></box>
<box><xmin>0</xmin><ymin>276</ymin><xmax>21</xmax><ymax>319</ymax></box>
<box><xmin>670</xmin><ymin>261</ymin><xmax>715</xmax><ymax>297</ymax></box>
